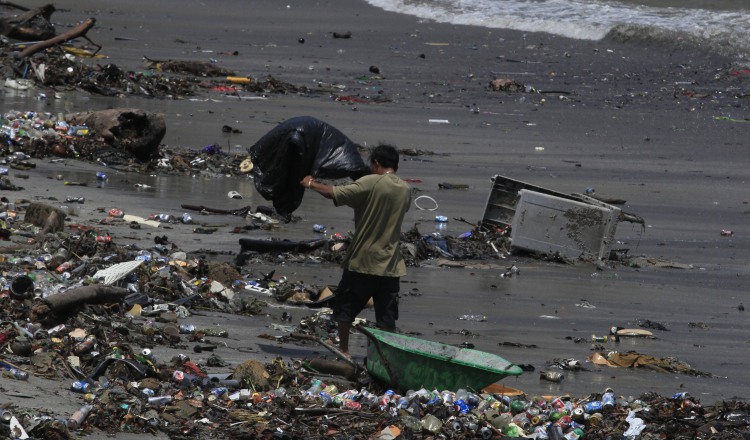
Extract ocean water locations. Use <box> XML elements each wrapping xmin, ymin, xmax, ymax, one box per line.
<box><xmin>365</xmin><ymin>0</ymin><xmax>750</xmax><ymax>60</ymax></box>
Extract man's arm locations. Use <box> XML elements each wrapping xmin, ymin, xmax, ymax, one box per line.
<box><xmin>300</xmin><ymin>175</ymin><xmax>334</xmax><ymax>199</ymax></box>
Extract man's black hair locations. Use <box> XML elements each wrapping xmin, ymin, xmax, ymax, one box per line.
<box><xmin>369</xmin><ymin>144</ymin><xmax>399</xmax><ymax>172</ymax></box>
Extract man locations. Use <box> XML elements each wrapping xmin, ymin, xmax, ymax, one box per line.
<box><xmin>300</xmin><ymin>144</ymin><xmax>411</xmax><ymax>357</ymax></box>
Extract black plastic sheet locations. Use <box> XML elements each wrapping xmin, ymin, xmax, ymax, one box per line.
<box><xmin>248</xmin><ymin>117</ymin><xmax>369</xmax><ymax>216</ymax></box>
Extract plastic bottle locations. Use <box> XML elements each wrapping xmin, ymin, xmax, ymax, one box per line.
<box><xmin>313</xmin><ymin>224</ymin><xmax>326</xmax><ymax>233</ymax></box>
<box><xmin>456</xmin><ymin>388</ymin><xmax>468</xmax><ymax>402</ymax></box>
<box><xmin>358</xmin><ymin>389</ymin><xmax>378</xmax><ymax>409</ymax></box>
<box><xmin>305</xmin><ymin>379</ymin><xmax>324</xmax><ymax>398</ymax></box>
<box><xmin>534</xmin><ymin>425</ymin><xmax>550</xmax><ymax>439</ymax></box>
<box><xmin>211</xmin><ymin>387</ymin><xmax>228</xmax><ymax>397</ymax></box>
<box><xmin>56</xmin><ymin>261</ymin><xmax>73</xmax><ymax>274</ymax></box>
<box><xmin>420</xmin><ymin>414</ymin><xmax>443</xmax><ymax>434</ymax></box>
<box><xmin>67</xmin><ymin>404</ymin><xmax>93</xmax><ymax>429</ymax></box>
<box><xmin>489</xmin><ymin>412</ymin><xmax>512</xmax><ymax>430</ymax></box>
<box><xmin>441</xmin><ymin>390</ymin><xmax>455</xmax><ymax>405</ymax></box>
<box><xmin>541</xmin><ymin>371</ymin><xmax>565</xmax><ymax>382</ymax></box>
<box><xmin>547</xmin><ymin>423</ymin><xmax>565</xmax><ymax>440</ymax></box>
<box><xmin>565</xmin><ymin>428</ymin><xmax>585</xmax><ymax>439</ymax></box>
<box><xmin>150</xmin><ymin>213</ymin><xmax>175</xmax><ymax>222</ymax></box>
<box><xmin>435</xmin><ymin>215</ymin><xmax>448</xmax><ymax>222</ymax></box>
<box><xmin>458</xmin><ymin>314</ymin><xmax>487</xmax><ymax>322</ymax></box>
<box><xmin>413</xmin><ymin>387</ymin><xmax>431</xmax><ymax>402</ymax></box>
<box><xmin>181</xmin><ymin>213</ymin><xmax>193</xmax><ymax>224</ymax></box>
<box><xmin>509</xmin><ymin>399</ymin><xmax>527</xmax><ymax>414</ymax></box>
<box><xmin>400</xmin><ymin>413</ymin><xmax>422</xmax><ymax>432</ymax></box>
<box><xmin>148</xmin><ymin>396</ymin><xmax>173</xmax><ymax>406</ymax></box>
<box><xmin>467</xmin><ymin>392</ymin><xmax>480</xmax><ymax>408</ymax></box>
<box><xmin>502</xmin><ymin>423</ymin><xmax>521</xmax><ymax>437</ymax></box>
<box><xmin>396</xmin><ymin>396</ymin><xmax>410</xmax><ymax>409</ymax></box>
<box><xmin>179</xmin><ymin>324</ymin><xmax>196</xmax><ymax>334</ymax></box>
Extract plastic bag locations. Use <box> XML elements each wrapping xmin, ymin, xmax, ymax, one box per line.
<box><xmin>248</xmin><ymin>116</ymin><xmax>369</xmax><ymax>216</ymax></box>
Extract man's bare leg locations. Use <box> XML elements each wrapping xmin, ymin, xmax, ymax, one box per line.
<box><xmin>337</xmin><ymin>320</ymin><xmax>352</xmax><ymax>357</ymax></box>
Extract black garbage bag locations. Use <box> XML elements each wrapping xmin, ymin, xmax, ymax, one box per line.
<box><xmin>248</xmin><ymin>116</ymin><xmax>369</xmax><ymax>216</ymax></box>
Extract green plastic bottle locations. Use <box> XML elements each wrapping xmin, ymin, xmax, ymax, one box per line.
<box><xmin>510</xmin><ymin>399</ymin><xmax>526</xmax><ymax>414</ymax></box>
<box><xmin>502</xmin><ymin>422</ymin><xmax>521</xmax><ymax>437</ymax></box>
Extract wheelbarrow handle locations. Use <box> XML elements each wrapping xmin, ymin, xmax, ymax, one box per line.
<box><xmin>354</xmin><ymin>325</ymin><xmax>401</xmax><ymax>391</ymax></box>
<box><xmin>289</xmin><ymin>333</ymin><xmax>363</xmax><ymax>372</ymax></box>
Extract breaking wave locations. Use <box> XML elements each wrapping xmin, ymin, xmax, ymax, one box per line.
<box><xmin>364</xmin><ymin>0</ymin><xmax>750</xmax><ymax>61</ymax></box>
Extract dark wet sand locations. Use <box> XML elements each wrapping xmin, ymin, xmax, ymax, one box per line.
<box><xmin>4</xmin><ymin>0</ymin><xmax>749</xmax><ymax>432</ymax></box>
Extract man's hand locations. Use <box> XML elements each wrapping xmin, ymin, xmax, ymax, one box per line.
<box><xmin>300</xmin><ymin>175</ymin><xmax>334</xmax><ymax>199</ymax></box>
<box><xmin>300</xmin><ymin>176</ymin><xmax>315</xmax><ymax>188</ymax></box>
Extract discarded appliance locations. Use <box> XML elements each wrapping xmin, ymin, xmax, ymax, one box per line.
<box><xmin>480</xmin><ymin>175</ymin><xmax>625</xmax><ymax>260</ymax></box>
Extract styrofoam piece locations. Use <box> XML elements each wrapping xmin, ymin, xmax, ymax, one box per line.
<box><xmin>122</xmin><ymin>214</ymin><xmax>161</xmax><ymax>228</ymax></box>
<box><xmin>244</xmin><ymin>284</ymin><xmax>274</xmax><ymax>295</ymax></box>
<box><xmin>92</xmin><ymin>260</ymin><xmax>144</xmax><ymax>285</ymax></box>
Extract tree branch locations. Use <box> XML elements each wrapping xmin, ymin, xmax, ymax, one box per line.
<box><xmin>17</xmin><ymin>17</ymin><xmax>98</xmax><ymax>58</ymax></box>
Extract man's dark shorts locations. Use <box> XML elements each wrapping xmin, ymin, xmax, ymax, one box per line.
<box><xmin>334</xmin><ymin>269</ymin><xmax>399</xmax><ymax>329</ymax></box>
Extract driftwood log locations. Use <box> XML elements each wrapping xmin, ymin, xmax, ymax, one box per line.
<box><xmin>306</xmin><ymin>358</ymin><xmax>358</xmax><ymax>381</ymax></box>
<box><xmin>66</xmin><ymin>108</ymin><xmax>166</xmax><ymax>160</ymax></box>
<box><xmin>23</xmin><ymin>203</ymin><xmax>65</xmax><ymax>234</ymax></box>
<box><xmin>30</xmin><ymin>285</ymin><xmax>129</xmax><ymax>325</ymax></box>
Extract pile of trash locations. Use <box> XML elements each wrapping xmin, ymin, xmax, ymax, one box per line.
<box><xmin>2</xmin><ymin>194</ymin><xmax>749</xmax><ymax>438</ymax></box>
<box><xmin>0</xmin><ymin>3</ymin><xmax>307</xmax><ymax>101</ymax></box>
<box><xmin>0</xmin><ymin>108</ymin><xmax>256</xmax><ymax>173</ymax></box>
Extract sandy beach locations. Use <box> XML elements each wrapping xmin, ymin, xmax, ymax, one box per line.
<box><xmin>2</xmin><ymin>0</ymin><xmax>750</xmax><ymax>437</ymax></box>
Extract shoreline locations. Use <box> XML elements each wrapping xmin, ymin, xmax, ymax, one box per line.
<box><xmin>1</xmin><ymin>0</ymin><xmax>749</xmax><ymax>437</ymax></box>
